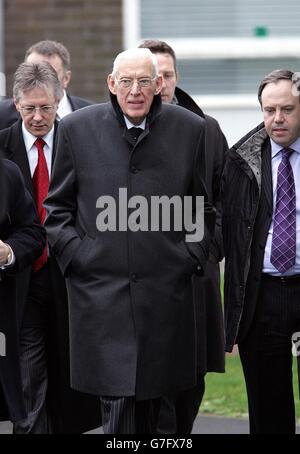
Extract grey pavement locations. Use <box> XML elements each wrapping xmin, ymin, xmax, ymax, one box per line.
<box><xmin>84</xmin><ymin>414</ymin><xmax>250</xmax><ymax>434</ymax></box>
<box><xmin>1</xmin><ymin>414</ymin><xmax>299</xmax><ymax>434</ymax></box>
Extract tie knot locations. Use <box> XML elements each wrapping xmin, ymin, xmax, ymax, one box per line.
<box><xmin>129</xmin><ymin>127</ymin><xmax>143</xmax><ymax>142</ymax></box>
<box><xmin>35</xmin><ymin>138</ymin><xmax>46</xmax><ymax>152</ymax></box>
<box><xmin>281</xmin><ymin>147</ymin><xmax>294</xmax><ymax>160</ymax></box>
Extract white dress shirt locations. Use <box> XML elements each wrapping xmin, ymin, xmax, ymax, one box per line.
<box><xmin>124</xmin><ymin>116</ymin><xmax>146</xmax><ymax>130</ymax></box>
<box><xmin>22</xmin><ymin>123</ymin><xmax>54</xmax><ymax>177</ymax></box>
<box><xmin>56</xmin><ymin>89</ymin><xmax>73</xmax><ymax>120</ymax></box>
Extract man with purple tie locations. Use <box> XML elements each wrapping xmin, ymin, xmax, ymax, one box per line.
<box><xmin>222</xmin><ymin>69</ymin><xmax>300</xmax><ymax>434</ymax></box>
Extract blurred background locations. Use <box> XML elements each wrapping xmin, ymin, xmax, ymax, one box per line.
<box><xmin>1</xmin><ymin>0</ymin><xmax>300</xmax><ymax>145</ymax></box>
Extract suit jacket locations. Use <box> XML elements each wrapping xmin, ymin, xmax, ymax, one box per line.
<box><xmin>175</xmin><ymin>86</ymin><xmax>227</xmax><ymax>374</ymax></box>
<box><xmin>0</xmin><ymin>94</ymin><xmax>94</xmax><ymax>130</ymax></box>
<box><xmin>0</xmin><ymin>158</ymin><xmax>46</xmax><ymax>422</ymax></box>
<box><xmin>0</xmin><ymin>122</ymin><xmax>100</xmax><ymax>432</ymax></box>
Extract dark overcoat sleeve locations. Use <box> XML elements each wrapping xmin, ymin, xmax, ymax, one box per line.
<box><xmin>0</xmin><ymin>159</ymin><xmax>46</xmax><ymax>272</ymax></box>
<box><xmin>204</xmin><ymin>115</ymin><xmax>228</xmax><ymax>262</ymax></box>
<box><xmin>43</xmin><ymin>122</ymin><xmax>81</xmax><ymax>275</ymax></box>
<box><xmin>185</xmin><ymin>120</ymin><xmax>216</xmax><ymax>274</ymax></box>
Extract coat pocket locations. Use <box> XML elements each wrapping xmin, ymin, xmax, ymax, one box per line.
<box><xmin>70</xmin><ymin>234</ymin><xmax>95</xmax><ymax>274</ymax></box>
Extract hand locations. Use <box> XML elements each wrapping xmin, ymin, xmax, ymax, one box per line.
<box><xmin>0</xmin><ymin>240</ymin><xmax>11</xmax><ymax>266</ymax></box>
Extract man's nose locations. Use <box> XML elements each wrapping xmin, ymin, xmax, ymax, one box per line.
<box><xmin>160</xmin><ymin>76</ymin><xmax>167</xmax><ymax>89</ymax></box>
<box><xmin>274</xmin><ymin>109</ymin><xmax>284</xmax><ymax>123</ymax></box>
<box><xmin>130</xmin><ymin>81</ymin><xmax>141</xmax><ymax>95</ymax></box>
<box><xmin>33</xmin><ymin>108</ymin><xmax>43</xmax><ymax>120</ymax></box>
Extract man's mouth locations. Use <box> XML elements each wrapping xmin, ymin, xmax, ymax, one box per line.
<box><xmin>273</xmin><ymin>127</ymin><xmax>287</xmax><ymax>133</ymax></box>
<box><xmin>128</xmin><ymin>100</ymin><xmax>143</xmax><ymax>107</ymax></box>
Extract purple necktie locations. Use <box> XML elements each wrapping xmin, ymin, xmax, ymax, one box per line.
<box><xmin>271</xmin><ymin>148</ymin><xmax>296</xmax><ymax>273</ymax></box>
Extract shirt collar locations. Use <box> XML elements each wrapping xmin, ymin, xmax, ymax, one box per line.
<box><xmin>270</xmin><ymin>137</ymin><xmax>300</xmax><ymax>158</ymax></box>
<box><xmin>123</xmin><ymin>116</ymin><xmax>146</xmax><ymax>130</ymax></box>
<box><xmin>57</xmin><ymin>89</ymin><xmax>72</xmax><ymax>119</ymax></box>
<box><xmin>22</xmin><ymin>122</ymin><xmax>55</xmax><ymax>153</ymax></box>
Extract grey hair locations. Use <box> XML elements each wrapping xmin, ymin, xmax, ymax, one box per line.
<box><xmin>258</xmin><ymin>69</ymin><xmax>300</xmax><ymax>105</ymax></box>
<box><xmin>13</xmin><ymin>62</ymin><xmax>62</xmax><ymax>102</ymax></box>
<box><xmin>111</xmin><ymin>48</ymin><xmax>158</xmax><ymax>79</ymax></box>
<box><xmin>25</xmin><ymin>40</ymin><xmax>71</xmax><ymax>71</ymax></box>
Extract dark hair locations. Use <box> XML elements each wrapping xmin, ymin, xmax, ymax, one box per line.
<box><xmin>258</xmin><ymin>69</ymin><xmax>300</xmax><ymax>105</ymax></box>
<box><xmin>138</xmin><ymin>39</ymin><xmax>177</xmax><ymax>74</ymax></box>
<box><xmin>25</xmin><ymin>40</ymin><xmax>71</xmax><ymax>71</ymax></box>
<box><xmin>13</xmin><ymin>62</ymin><xmax>62</xmax><ymax>101</ymax></box>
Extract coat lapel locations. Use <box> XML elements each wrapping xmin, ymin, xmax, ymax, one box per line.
<box><xmin>261</xmin><ymin>138</ymin><xmax>273</xmax><ymax>212</ymax></box>
<box><xmin>2</xmin><ymin>121</ymin><xmax>35</xmax><ymax>199</ymax></box>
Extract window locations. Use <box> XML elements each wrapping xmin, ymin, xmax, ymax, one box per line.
<box><xmin>123</xmin><ymin>0</ymin><xmax>300</xmax><ymax>144</ymax></box>
<box><xmin>124</xmin><ymin>0</ymin><xmax>300</xmax><ymax>106</ymax></box>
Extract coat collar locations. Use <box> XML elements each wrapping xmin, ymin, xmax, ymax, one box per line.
<box><xmin>174</xmin><ymin>86</ymin><xmax>205</xmax><ymax>119</ymax></box>
<box><xmin>109</xmin><ymin>91</ymin><xmax>162</xmax><ymax>129</ymax></box>
<box><xmin>229</xmin><ymin>122</ymin><xmax>269</xmax><ymax>191</ymax></box>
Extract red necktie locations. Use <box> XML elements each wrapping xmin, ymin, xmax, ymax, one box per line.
<box><xmin>32</xmin><ymin>138</ymin><xmax>49</xmax><ymax>272</ymax></box>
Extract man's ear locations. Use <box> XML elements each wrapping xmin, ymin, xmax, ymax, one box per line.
<box><xmin>107</xmin><ymin>74</ymin><xmax>117</xmax><ymax>95</ymax></box>
<box><xmin>62</xmin><ymin>70</ymin><xmax>72</xmax><ymax>89</ymax></box>
<box><xmin>154</xmin><ymin>74</ymin><xmax>163</xmax><ymax>95</ymax></box>
<box><xmin>14</xmin><ymin>98</ymin><xmax>20</xmax><ymax>112</ymax></box>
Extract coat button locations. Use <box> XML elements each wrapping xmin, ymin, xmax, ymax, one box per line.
<box><xmin>130</xmin><ymin>165</ymin><xmax>138</xmax><ymax>173</ymax></box>
<box><xmin>131</xmin><ymin>273</ymin><xmax>138</xmax><ymax>282</ymax></box>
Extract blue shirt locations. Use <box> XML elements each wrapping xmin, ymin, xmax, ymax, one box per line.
<box><xmin>263</xmin><ymin>137</ymin><xmax>300</xmax><ymax>275</ymax></box>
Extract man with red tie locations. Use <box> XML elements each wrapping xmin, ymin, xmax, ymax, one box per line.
<box><xmin>0</xmin><ymin>62</ymin><xmax>100</xmax><ymax>433</ymax></box>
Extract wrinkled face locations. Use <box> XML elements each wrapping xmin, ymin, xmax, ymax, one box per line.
<box><xmin>26</xmin><ymin>51</ymin><xmax>71</xmax><ymax>89</ymax></box>
<box><xmin>155</xmin><ymin>52</ymin><xmax>178</xmax><ymax>103</ymax></box>
<box><xmin>15</xmin><ymin>86</ymin><xmax>58</xmax><ymax>137</ymax></box>
<box><xmin>107</xmin><ymin>56</ymin><xmax>162</xmax><ymax>125</ymax></box>
<box><xmin>261</xmin><ymin>79</ymin><xmax>300</xmax><ymax>148</ymax></box>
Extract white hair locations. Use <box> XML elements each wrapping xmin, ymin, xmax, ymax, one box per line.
<box><xmin>111</xmin><ymin>48</ymin><xmax>158</xmax><ymax>78</ymax></box>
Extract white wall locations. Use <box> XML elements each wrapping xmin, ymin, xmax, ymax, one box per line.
<box><xmin>204</xmin><ymin>107</ymin><xmax>263</xmax><ymax>148</ymax></box>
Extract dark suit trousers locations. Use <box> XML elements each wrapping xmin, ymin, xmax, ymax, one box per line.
<box><xmin>239</xmin><ymin>274</ymin><xmax>300</xmax><ymax>434</ymax></box>
<box><xmin>13</xmin><ymin>263</ymin><xmax>52</xmax><ymax>434</ymax></box>
<box><xmin>99</xmin><ymin>396</ymin><xmax>158</xmax><ymax>434</ymax></box>
<box><xmin>155</xmin><ymin>377</ymin><xmax>205</xmax><ymax>434</ymax></box>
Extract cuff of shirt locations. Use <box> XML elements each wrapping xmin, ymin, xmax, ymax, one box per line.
<box><xmin>0</xmin><ymin>244</ymin><xmax>15</xmax><ymax>269</ymax></box>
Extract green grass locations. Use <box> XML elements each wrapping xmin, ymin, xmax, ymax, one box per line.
<box><xmin>201</xmin><ymin>352</ymin><xmax>300</xmax><ymax>422</ymax></box>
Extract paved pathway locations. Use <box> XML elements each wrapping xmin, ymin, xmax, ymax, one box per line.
<box><xmin>1</xmin><ymin>414</ymin><xmax>299</xmax><ymax>434</ymax></box>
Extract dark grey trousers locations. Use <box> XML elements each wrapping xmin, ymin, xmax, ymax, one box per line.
<box><xmin>99</xmin><ymin>396</ymin><xmax>158</xmax><ymax>434</ymax></box>
<box><xmin>13</xmin><ymin>264</ymin><xmax>52</xmax><ymax>434</ymax></box>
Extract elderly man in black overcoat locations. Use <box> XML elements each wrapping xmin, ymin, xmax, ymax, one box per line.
<box><xmin>44</xmin><ymin>48</ymin><xmax>214</xmax><ymax>434</ymax></box>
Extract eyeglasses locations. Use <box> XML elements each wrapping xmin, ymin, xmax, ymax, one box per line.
<box><xmin>116</xmin><ymin>77</ymin><xmax>156</xmax><ymax>89</ymax></box>
<box><xmin>19</xmin><ymin>105</ymin><xmax>56</xmax><ymax>116</ymax></box>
